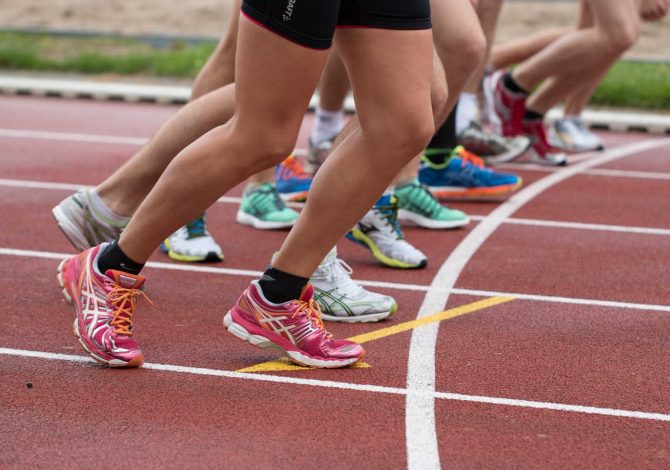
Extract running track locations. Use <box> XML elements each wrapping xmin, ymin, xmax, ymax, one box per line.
<box><xmin>1</xmin><ymin>95</ymin><xmax>669</xmax><ymax>468</ymax></box>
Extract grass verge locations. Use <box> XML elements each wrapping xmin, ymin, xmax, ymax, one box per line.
<box><xmin>0</xmin><ymin>32</ymin><xmax>669</xmax><ymax>110</ymax></box>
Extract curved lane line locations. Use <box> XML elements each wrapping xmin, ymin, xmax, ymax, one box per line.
<box><xmin>405</xmin><ymin>137</ymin><xmax>670</xmax><ymax>469</ymax></box>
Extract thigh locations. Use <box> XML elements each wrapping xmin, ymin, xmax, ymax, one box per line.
<box><xmin>587</xmin><ymin>0</ymin><xmax>640</xmax><ymax>30</ymax></box>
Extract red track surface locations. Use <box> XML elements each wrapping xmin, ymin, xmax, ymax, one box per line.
<box><xmin>1</xmin><ymin>95</ymin><xmax>668</xmax><ymax>468</ymax></box>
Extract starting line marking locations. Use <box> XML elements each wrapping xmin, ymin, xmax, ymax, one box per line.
<box><xmin>236</xmin><ymin>297</ymin><xmax>513</xmax><ymax>372</ymax></box>
<box><xmin>1</xmin><ymin>346</ymin><xmax>668</xmax><ymax>423</ymax></box>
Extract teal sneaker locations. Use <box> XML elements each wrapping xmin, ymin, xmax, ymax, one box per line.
<box><xmin>395</xmin><ymin>180</ymin><xmax>469</xmax><ymax>229</ymax></box>
<box><xmin>236</xmin><ymin>183</ymin><xmax>299</xmax><ymax>229</ymax></box>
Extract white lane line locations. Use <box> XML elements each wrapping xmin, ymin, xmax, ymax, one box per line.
<box><xmin>3</xmin><ymin>246</ymin><xmax>670</xmax><ymax>312</ymax></box>
<box><xmin>0</xmin><ymin>128</ymin><xmax>148</xmax><ymax>146</ymax></box>
<box><xmin>3</xmin><ymin>177</ymin><xmax>670</xmax><ymax>236</ymax></box>
<box><xmin>586</xmin><ymin>168</ymin><xmax>670</xmax><ymax>181</ymax></box>
<box><xmin>469</xmin><ymin>215</ymin><xmax>670</xmax><ymax>236</ymax></box>
<box><xmin>405</xmin><ymin>137</ymin><xmax>670</xmax><ymax>469</ymax></box>
<box><xmin>2</xmin><ymin>347</ymin><xmax>668</xmax><ymax>423</ymax></box>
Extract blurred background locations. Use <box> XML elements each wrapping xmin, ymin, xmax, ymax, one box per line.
<box><xmin>0</xmin><ymin>0</ymin><xmax>668</xmax><ymax>109</ymax></box>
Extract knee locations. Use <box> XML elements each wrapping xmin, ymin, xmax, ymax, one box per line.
<box><xmin>229</xmin><ymin>126</ymin><xmax>296</xmax><ymax>171</ymax></box>
<box><xmin>599</xmin><ymin>22</ymin><xmax>639</xmax><ymax>56</ymax></box>
<box><xmin>436</xmin><ymin>28</ymin><xmax>486</xmax><ymax>78</ymax></box>
<box><xmin>371</xmin><ymin>111</ymin><xmax>435</xmax><ymax>160</ymax></box>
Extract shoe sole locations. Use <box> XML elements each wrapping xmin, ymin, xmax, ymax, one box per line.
<box><xmin>57</xmin><ymin>258</ymin><xmax>144</xmax><ymax>368</ymax></box>
<box><xmin>52</xmin><ymin>205</ymin><xmax>90</xmax><ymax>251</ymax></box>
<box><xmin>397</xmin><ymin>209</ymin><xmax>470</xmax><ymax>230</ymax></box>
<box><xmin>321</xmin><ymin>302</ymin><xmax>397</xmax><ymax>323</ymax></box>
<box><xmin>277</xmin><ymin>190</ymin><xmax>309</xmax><ymax>203</ymax></box>
<box><xmin>160</xmin><ymin>239</ymin><xmax>223</xmax><ymax>263</ymax></box>
<box><xmin>347</xmin><ymin>230</ymin><xmax>427</xmax><ymax>269</ymax></box>
<box><xmin>223</xmin><ymin>311</ymin><xmax>364</xmax><ymax>368</ymax></box>
<box><xmin>428</xmin><ymin>180</ymin><xmax>523</xmax><ymax>201</ymax></box>
<box><xmin>235</xmin><ymin>210</ymin><xmax>296</xmax><ymax>230</ymax></box>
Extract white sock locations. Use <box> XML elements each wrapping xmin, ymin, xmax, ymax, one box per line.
<box><xmin>86</xmin><ymin>188</ymin><xmax>129</xmax><ymax>225</ymax></box>
<box><xmin>310</xmin><ymin>106</ymin><xmax>344</xmax><ymax>145</ymax></box>
<box><xmin>456</xmin><ymin>92</ymin><xmax>479</xmax><ymax>135</ymax></box>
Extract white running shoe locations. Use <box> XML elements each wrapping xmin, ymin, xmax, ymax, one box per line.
<box><xmin>346</xmin><ymin>195</ymin><xmax>428</xmax><ymax>269</ymax></box>
<box><xmin>160</xmin><ymin>213</ymin><xmax>223</xmax><ymax>262</ymax></box>
<box><xmin>549</xmin><ymin>117</ymin><xmax>604</xmax><ymax>152</ymax></box>
<box><xmin>311</xmin><ymin>248</ymin><xmax>397</xmax><ymax>323</ymax></box>
<box><xmin>52</xmin><ymin>189</ymin><xmax>127</xmax><ymax>251</ymax></box>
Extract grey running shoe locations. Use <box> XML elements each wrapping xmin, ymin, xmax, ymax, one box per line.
<box><xmin>305</xmin><ymin>137</ymin><xmax>334</xmax><ymax>175</ymax></box>
<box><xmin>52</xmin><ymin>189</ymin><xmax>126</xmax><ymax>251</ymax></box>
<box><xmin>548</xmin><ymin>117</ymin><xmax>604</xmax><ymax>152</ymax></box>
<box><xmin>311</xmin><ymin>249</ymin><xmax>397</xmax><ymax>323</ymax></box>
<box><xmin>160</xmin><ymin>213</ymin><xmax>223</xmax><ymax>263</ymax></box>
<box><xmin>346</xmin><ymin>195</ymin><xmax>428</xmax><ymax>269</ymax></box>
<box><xmin>458</xmin><ymin>121</ymin><xmax>530</xmax><ymax>166</ymax></box>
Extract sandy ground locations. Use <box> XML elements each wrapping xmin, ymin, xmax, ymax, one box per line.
<box><xmin>0</xmin><ymin>0</ymin><xmax>667</xmax><ymax>59</ymax></box>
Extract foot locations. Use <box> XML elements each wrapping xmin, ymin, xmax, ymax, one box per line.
<box><xmin>457</xmin><ymin>121</ymin><xmax>530</xmax><ymax>165</ymax></box>
<box><xmin>419</xmin><ymin>147</ymin><xmax>523</xmax><ymax>200</ymax></box>
<box><xmin>236</xmin><ymin>183</ymin><xmax>299</xmax><ymax>230</ymax></box>
<box><xmin>160</xmin><ymin>213</ymin><xmax>223</xmax><ymax>262</ymax></box>
<box><xmin>224</xmin><ymin>281</ymin><xmax>365</xmax><ymax>368</ymax></box>
<box><xmin>548</xmin><ymin>117</ymin><xmax>604</xmax><ymax>152</ymax></box>
<box><xmin>394</xmin><ymin>180</ymin><xmax>469</xmax><ymax>229</ymax></box>
<box><xmin>52</xmin><ymin>189</ymin><xmax>127</xmax><ymax>251</ymax></box>
<box><xmin>524</xmin><ymin>119</ymin><xmax>568</xmax><ymax>166</ymax></box>
<box><xmin>305</xmin><ymin>137</ymin><xmax>334</xmax><ymax>175</ymax></box>
<box><xmin>483</xmin><ymin>70</ymin><xmax>527</xmax><ymax>137</ymax></box>
<box><xmin>311</xmin><ymin>249</ymin><xmax>397</xmax><ymax>323</ymax></box>
<box><xmin>57</xmin><ymin>244</ymin><xmax>148</xmax><ymax>368</ymax></box>
<box><xmin>275</xmin><ymin>155</ymin><xmax>313</xmax><ymax>202</ymax></box>
<box><xmin>346</xmin><ymin>195</ymin><xmax>427</xmax><ymax>269</ymax></box>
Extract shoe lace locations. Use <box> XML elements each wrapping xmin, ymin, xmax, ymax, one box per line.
<box><xmin>329</xmin><ymin>258</ymin><xmax>365</xmax><ymax>297</ymax></box>
<box><xmin>376</xmin><ymin>197</ymin><xmax>404</xmax><ymax>240</ymax></box>
<box><xmin>455</xmin><ymin>146</ymin><xmax>485</xmax><ymax>169</ymax></box>
<box><xmin>408</xmin><ymin>182</ymin><xmax>441</xmax><ymax>215</ymax></box>
<box><xmin>107</xmin><ymin>286</ymin><xmax>152</xmax><ymax>336</ymax></box>
<box><xmin>292</xmin><ymin>297</ymin><xmax>331</xmax><ymax>339</ymax></box>
<box><xmin>282</xmin><ymin>155</ymin><xmax>310</xmax><ymax>180</ymax></box>
<box><xmin>253</xmin><ymin>184</ymin><xmax>287</xmax><ymax>213</ymax></box>
<box><xmin>185</xmin><ymin>214</ymin><xmax>208</xmax><ymax>239</ymax></box>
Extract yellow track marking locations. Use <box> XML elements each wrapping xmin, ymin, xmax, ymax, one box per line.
<box><xmin>237</xmin><ymin>296</ymin><xmax>514</xmax><ymax>373</ymax></box>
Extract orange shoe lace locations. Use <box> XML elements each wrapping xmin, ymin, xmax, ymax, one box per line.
<box><xmin>456</xmin><ymin>146</ymin><xmax>485</xmax><ymax>169</ymax></box>
<box><xmin>292</xmin><ymin>298</ymin><xmax>332</xmax><ymax>338</ymax></box>
<box><xmin>282</xmin><ymin>155</ymin><xmax>310</xmax><ymax>180</ymax></box>
<box><xmin>108</xmin><ymin>286</ymin><xmax>152</xmax><ymax>335</ymax></box>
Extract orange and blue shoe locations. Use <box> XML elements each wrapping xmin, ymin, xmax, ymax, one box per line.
<box><xmin>418</xmin><ymin>146</ymin><xmax>522</xmax><ymax>200</ymax></box>
<box><xmin>57</xmin><ymin>244</ymin><xmax>149</xmax><ymax>368</ymax></box>
<box><xmin>224</xmin><ymin>281</ymin><xmax>365</xmax><ymax>368</ymax></box>
<box><xmin>275</xmin><ymin>155</ymin><xmax>312</xmax><ymax>202</ymax></box>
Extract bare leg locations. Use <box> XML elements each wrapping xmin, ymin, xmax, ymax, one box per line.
<box><xmin>489</xmin><ymin>28</ymin><xmax>568</xmax><ymax>71</ymax></box>
<box><xmin>318</xmin><ymin>51</ymin><xmax>350</xmax><ymax>112</ymax></box>
<box><xmin>273</xmin><ymin>28</ymin><xmax>434</xmax><ymax>277</ymax></box>
<box><xmin>118</xmin><ymin>19</ymin><xmax>329</xmax><ymax>262</ymax></box>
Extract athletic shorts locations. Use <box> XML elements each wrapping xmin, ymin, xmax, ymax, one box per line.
<box><xmin>241</xmin><ymin>0</ymin><xmax>431</xmax><ymax>50</ymax></box>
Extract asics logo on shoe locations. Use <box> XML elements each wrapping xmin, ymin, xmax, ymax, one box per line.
<box><xmin>282</xmin><ymin>0</ymin><xmax>296</xmax><ymax>21</ymax></box>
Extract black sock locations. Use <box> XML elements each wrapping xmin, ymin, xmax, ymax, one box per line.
<box><xmin>425</xmin><ymin>104</ymin><xmax>458</xmax><ymax>165</ymax></box>
<box><xmin>97</xmin><ymin>240</ymin><xmax>144</xmax><ymax>276</ymax></box>
<box><xmin>523</xmin><ymin>108</ymin><xmax>544</xmax><ymax>121</ymax></box>
<box><xmin>503</xmin><ymin>72</ymin><xmax>528</xmax><ymax>95</ymax></box>
<box><xmin>258</xmin><ymin>266</ymin><xmax>309</xmax><ymax>304</ymax></box>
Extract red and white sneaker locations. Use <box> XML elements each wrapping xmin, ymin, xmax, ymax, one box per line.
<box><xmin>523</xmin><ymin>119</ymin><xmax>568</xmax><ymax>166</ymax></box>
<box><xmin>484</xmin><ymin>70</ymin><xmax>527</xmax><ymax>137</ymax></box>
<box><xmin>57</xmin><ymin>244</ymin><xmax>148</xmax><ymax>368</ymax></box>
<box><xmin>224</xmin><ymin>281</ymin><xmax>365</xmax><ymax>368</ymax></box>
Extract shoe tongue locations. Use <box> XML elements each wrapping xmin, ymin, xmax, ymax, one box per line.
<box><xmin>299</xmin><ymin>283</ymin><xmax>314</xmax><ymax>301</ymax></box>
<box><xmin>106</xmin><ymin>270</ymin><xmax>145</xmax><ymax>289</ymax></box>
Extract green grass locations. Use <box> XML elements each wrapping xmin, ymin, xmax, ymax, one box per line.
<box><xmin>0</xmin><ymin>32</ymin><xmax>669</xmax><ymax>110</ymax></box>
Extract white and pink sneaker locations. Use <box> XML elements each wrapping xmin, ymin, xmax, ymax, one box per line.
<box><xmin>224</xmin><ymin>281</ymin><xmax>365</xmax><ymax>368</ymax></box>
<box><xmin>57</xmin><ymin>244</ymin><xmax>148</xmax><ymax>368</ymax></box>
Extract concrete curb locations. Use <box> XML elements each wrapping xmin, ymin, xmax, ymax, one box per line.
<box><xmin>1</xmin><ymin>75</ymin><xmax>669</xmax><ymax>134</ymax></box>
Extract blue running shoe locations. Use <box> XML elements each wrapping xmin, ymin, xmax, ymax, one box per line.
<box><xmin>419</xmin><ymin>146</ymin><xmax>522</xmax><ymax>200</ymax></box>
<box><xmin>275</xmin><ymin>155</ymin><xmax>312</xmax><ymax>202</ymax></box>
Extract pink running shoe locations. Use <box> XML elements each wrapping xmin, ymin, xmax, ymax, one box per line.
<box><xmin>57</xmin><ymin>244</ymin><xmax>148</xmax><ymax>368</ymax></box>
<box><xmin>523</xmin><ymin>119</ymin><xmax>567</xmax><ymax>166</ymax></box>
<box><xmin>224</xmin><ymin>281</ymin><xmax>365</xmax><ymax>368</ymax></box>
<box><xmin>484</xmin><ymin>70</ymin><xmax>527</xmax><ymax>137</ymax></box>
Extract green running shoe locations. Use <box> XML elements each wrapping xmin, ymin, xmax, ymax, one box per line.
<box><xmin>395</xmin><ymin>180</ymin><xmax>469</xmax><ymax>229</ymax></box>
<box><xmin>236</xmin><ymin>183</ymin><xmax>299</xmax><ymax>229</ymax></box>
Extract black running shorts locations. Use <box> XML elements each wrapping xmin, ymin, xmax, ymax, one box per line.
<box><xmin>241</xmin><ymin>0</ymin><xmax>431</xmax><ymax>50</ymax></box>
